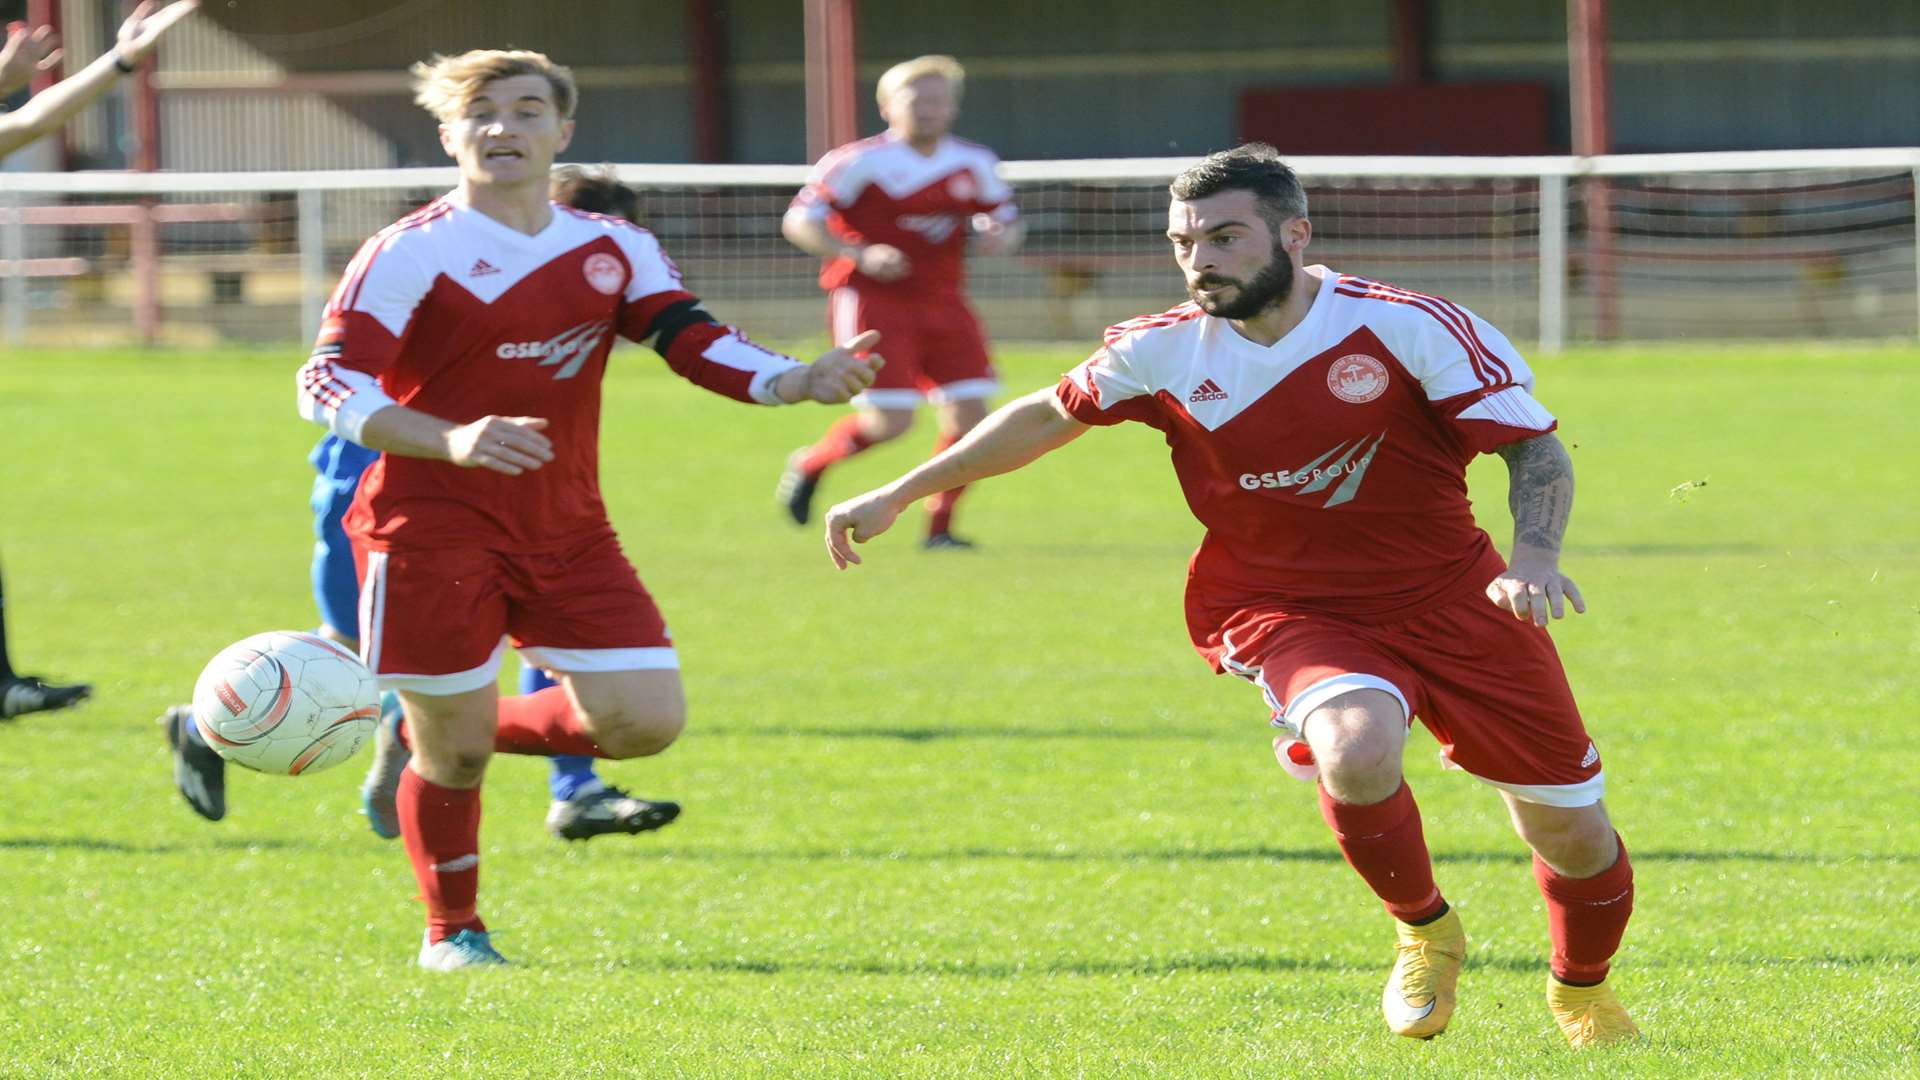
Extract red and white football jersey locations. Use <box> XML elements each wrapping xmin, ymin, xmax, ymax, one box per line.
<box><xmin>1055</xmin><ymin>266</ymin><xmax>1558</xmax><ymax>652</ymax></box>
<box><xmin>297</xmin><ymin>193</ymin><xmax>803</xmax><ymax>553</ymax></box>
<box><xmin>791</xmin><ymin>132</ymin><xmax>1017</xmax><ymax>296</ymax></box>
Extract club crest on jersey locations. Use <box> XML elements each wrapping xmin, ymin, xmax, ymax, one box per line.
<box><xmin>1328</xmin><ymin>354</ymin><xmax>1389</xmax><ymax>403</ymax></box>
<box><xmin>582</xmin><ymin>252</ymin><xmax>625</xmax><ymax>296</ymax></box>
<box><xmin>946</xmin><ymin>173</ymin><xmax>976</xmax><ymax>201</ymax></box>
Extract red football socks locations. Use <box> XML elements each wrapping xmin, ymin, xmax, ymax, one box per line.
<box><xmin>1534</xmin><ymin>833</ymin><xmax>1635</xmax><ymax>984</ymax></box>
<box><xmin>492</xmin><ymin>686</ymin><xmax>607</xmax><ymax>758</ymax></box>
<box><xmin>392</xmin><ymin>688</ymin><xmax>603</xmax><ymax>757</ymax></box>
<box><xmin>1318</xmin><ymin>781</ymin><xmax>1447</xmax><ymax>923</ymax></box>
<box><xmin>798</xmin><ymin>414</ymin><xmax>876</xmax><ymax>477</ymax></box>
<box><xmin>397</xmin><ymin>768</ymin><xmax>485</xmax><ymax>941</ymax></box>
<box><xmin>924</xmin><ymin>431</ymin><xmax>967</xmax><ymax>537</ymax></box>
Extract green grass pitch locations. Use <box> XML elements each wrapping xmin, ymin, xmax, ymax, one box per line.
<box><xmin>0</xmin><ymin>342</ymin><xmax>1915</xmax><ymax>1077</ymax></box>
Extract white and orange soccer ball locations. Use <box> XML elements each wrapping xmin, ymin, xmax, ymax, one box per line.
<box><xmin>191</xmin><ymin>631</ymin><xmax>381</xmax><ymax>775</ymax></box>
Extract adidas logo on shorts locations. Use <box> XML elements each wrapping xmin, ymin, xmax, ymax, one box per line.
<box><xmin>1189</xmin><ymin>378</ymin><xmax>1229</xmax><ymax>403</ymax></box>
<box><xmin>469</xmin><ymin>258</ymin><xmax>501</xmax><ymax>277</ymax></box>
<box><xmin>1580</xmin><ymin>742</ymin><xmax>1600</xmax><ymax>768</ymax></box>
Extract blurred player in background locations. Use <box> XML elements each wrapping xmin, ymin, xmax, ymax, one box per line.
<box><xmin>162</xmin><ymin>166</ymin><xmax>675</xmax><ymax>845</ymax></box>
<box><xmin>0</xmin><ymin>0</ymin><xmax>198</xmax><ymax>721</ymax></box>
<box><xmin>775</xmin><ymin>55</ymin><xmax>1022</xmax><ymax>549</ymax></box>
<box><xmin>296</xmin><ymin>50</ymin><xmax>880</xmax><ymax>971</ymax></box>
<box><xmin>824</xmin><ymin>144</ymin><xmax>1639</xmax><ymax>1050</ymax></box>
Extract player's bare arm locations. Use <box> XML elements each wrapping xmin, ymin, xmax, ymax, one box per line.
<box><xmin>0</xmin><ymin>0</ymin><xmax>197</xmax><ymax>158</ymax></box>
<box><xmin>1487</xmin><ymin>432</ymin><xmax>1585</xmax><ymax>625</ymax></box>
<box><xmin>825</xmin><ymin>389</ymin><xmax>1087</xmax><ymax>568</ymax></box>
<box><xmin>781</xmin><ymin>210</ymin><xmax>912</xmax><ymax>282</ymax></box>
<box><xmin>356</xmin><ymin>406</ymin><xmax>554</xmax><ymax>477</ymax></box>
<box><xmin>769</xmin><ymin>330</ymin><xmax>885</xmax><ymax>404</ymax></box>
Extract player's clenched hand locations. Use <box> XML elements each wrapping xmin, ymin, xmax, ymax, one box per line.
<box><xmin>854</xmin><ymin>244</ymin><xmax>911</xmax><ymax>283</ymax></box>
<box><xmin>970</xmin><ymin>214</ymin><xmax>1018</xmax><ymax>256</ymax></box>
<box><xmin>1486</xmin><ymin>556</ymin><xmax>1586</xmax><ymax>626</ymax></box>
<box><xmin>0</xmin><ymin>21</ymin><xmax>62</xmax><ymax>95</ymax></box>
<box><xmin>115</xmin><ymin>0</ymin><xmax>197</xmax><ymax>66</ymax></box>
<box><xmin>824</xmin><ymin>489</ymin><xmax>902</xmax><ymax>570</ymax></box>
<box><xmin>797</xmin><ymin>330</ymin><xmax>884</xmax><ymax>403</ymax></box>
<box><xmin>447</xmin><ymin>415</ymin><xmax>553</xmax><ymax>476</ymax></box>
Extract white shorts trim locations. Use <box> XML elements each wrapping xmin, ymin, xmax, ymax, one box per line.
<box><xmin>358</xmin><ymin>551</ymin><xmax>387</xmax><ymax>674</ymax></box>
<box><xmin>926</xmin><ymin>377</ymin><xmax>1000</xmax><ymax>404</ymax></box>
<box><xmin>829</xmin><ymin>286</ymin><xmax>863</xmax><ymax>343</ymax></box>
<box><xmin>516</xmin><ymin>645</ymin><xmax>680</xmax><ymax>673</ymax></box>
<box><xmin>1281</xmin><ymin>673</ymin><xmax>1411</xmax><ymax>737</ymax></box>
<box><xmin>1461</xmin><ymin>769</ymin><xmax>1607</xmax><ymax>807</ymax></box>
<box><xmin>853</xmin><ymin>388</ymin><xmax>926</xmax><ymax>410</ymax></box>
<box><xmin>377</xmin><ymin>638</ymin><xmax>508</xmax><ymax>696</ymax></box>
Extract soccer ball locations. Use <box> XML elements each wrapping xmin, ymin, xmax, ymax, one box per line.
<box><xmin>191</xmin><ymin>631</ymin><xmax>381</xmax><ymax>775</ymax></box>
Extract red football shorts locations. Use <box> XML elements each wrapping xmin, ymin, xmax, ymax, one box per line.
<box><xmin>827</xmin><ymin>285</ymin><xmax>996</xmax><ymax>410</ymax></box>
<box><xmin>353</xmin><ymin>530</ymin><xmax>675</xmax><ymax>694</ymax></box>
<box><xmin>1214</xmin><ymin>592</ymin><xmax>1604</xmax><ymax>806</ymax></box>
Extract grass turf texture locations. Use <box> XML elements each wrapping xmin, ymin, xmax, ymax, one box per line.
<box><xmin>0</xmin><ymin>343</ymin><xmax>1915</xmax><ymax>1078</ymax></box>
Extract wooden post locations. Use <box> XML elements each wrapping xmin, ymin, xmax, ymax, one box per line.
<box><xmin>130</xmin><ymin>5</ymin><xmax>162</xmax><ymax>346</ymax></box>
<box><xmin>1568</xmin><ymin>0</ymin><xmax>1616</xmax><ymax>340</ymax></box>
<box><xmin>687</xmin><ymin>0</ymin><xmax>734</xmax><ymax>163</ymax></box>
<box><xmin>801</xmin><ymin>0</ymin><xmax>858</xmax><ymax>163</ymax></box>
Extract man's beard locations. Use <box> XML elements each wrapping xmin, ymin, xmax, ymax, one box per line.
<box><xmin>1188</xmin><ymin>246</ymin><xmax>1294</xmax><ymax>320</ymax></box>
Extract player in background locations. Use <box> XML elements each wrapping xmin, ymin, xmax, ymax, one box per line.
<box><xmin>161</xmin><ymin>167</ymin><xmax>674</xmax><ymax>844</ymax></box>
<box><xmin>775</xmin><ymin>55</ymin><xmax>1023</xmax><ymax>549</ymax></box>
<box><xmin>297</xmin><ymin>50</ymin><xmax>880</xmax><ymax>971</ymax></box>
<box><xmin>824</xmin><ymin>145</ymin><xmax>1639</xmax><ymax>1050</ymax></box>
<box><xmin>0</xmin><ymin>0</ymin><xmax>198</xmax><ymax>721</ymax></box>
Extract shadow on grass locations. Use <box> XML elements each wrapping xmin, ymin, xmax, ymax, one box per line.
<box><xmin>701</xmin><ymin>725</ymin><xmax>1214</xmax><ymax>742</ymax></box>
<box><xmin>621</xmin><ymin>951</ymin><xmax>1553</xmax><ymax>978</ymax></box>
<box><xmin>651</xmin><ymin>845</ymin><xmax>1916</xmax><ymax>866</ymax></box>
<box><xmin>1571</xmin><ymin>543</ymin><xmax>1773</xmax><ymax>556</ymax></box>
<box><xmin>0</xmin><ymin>836</ymin><xmax>312</xmax><ymax>854</ymax></box>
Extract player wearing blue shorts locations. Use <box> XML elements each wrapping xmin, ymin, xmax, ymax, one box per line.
<box><xmin>162</xmin><ymin>167</ymin><xmax>680</xmax><ymax>843</ymax></box>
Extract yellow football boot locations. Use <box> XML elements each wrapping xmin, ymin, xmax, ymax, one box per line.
<box><xmin>1547</xmin><ymin>975</ymin><xmax>1641</xmax><ymax>1049</ymax></box>
<box><xmin>1382</xmin><ymin>908</ymin><xmax>1467</xmax><ymax>1039</ymax></box>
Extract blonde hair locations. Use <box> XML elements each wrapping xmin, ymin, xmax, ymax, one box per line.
<box><xmin>410</xmin><ymin>49</ymin><xmax>578</xmax><ymax>121</ymax></box>
<box><xmin>875</xmin><ymin>55</ymin><xmax>965</xmax><ymax>107</ymax></box>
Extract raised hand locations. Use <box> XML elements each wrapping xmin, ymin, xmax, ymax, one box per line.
<box><xmin>115</xmin><ymin>0</ymin><xmax>198</xmax><ymax>67</ymax></box>
<box><xmin>797</xmin><ymin>329</ymin><xmax>884</xmax><ymax>403</ymax></box>
<box><xmin>446</xmin><ymin>415</ymin><xmax>553</xmax><ymax>476</ymax></box>
<box><xmin>0</xmin><ymin>21</ymin><xmax>62</xmax><ymax>96</ymax></box>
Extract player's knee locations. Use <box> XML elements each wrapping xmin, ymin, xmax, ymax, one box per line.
<box><xmin>447</xmin><ymin>748</ymin><xmax>493</xmax><ymax>783</ymax></box>
<box><xmin>1304</xmin><ymin>691</ymin><xmax>1405</xmax><ymax>789</ymax></box>
<box><xmin>582</xmin><ymin>698</ymin><xmax>685</xmax><ymax>759</ymax></box>
<box><xmin>416</xmin><ymin>744</ymin><xmax>492</xmax><ymax>787</ymax></box>
<box><xmin>1520</xmin><ymin>805</ymin><xmax>1617</xmax><ymax>877</ymax></box>
<box><xmin>861</xmin><ymin>409</ymin><xmax>914</xmax><ymax>442</ymax></box>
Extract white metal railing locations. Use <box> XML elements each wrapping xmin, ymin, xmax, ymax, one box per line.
<box><xmin>1</xmin><ymin>148</ymin><xmax>1916</xmax><ymax>348</ymax></box>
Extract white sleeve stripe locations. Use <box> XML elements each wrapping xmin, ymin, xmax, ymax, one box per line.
<box><xmin>296</xmin><ymin>359</ymin><xmax>397</xmax><ymax>443</ymax></box>
<box><xmin>696</xmin><ymin>332</ymin><xmax>802</xmax><ymax>405</ymax></box>
<box><xmin>1457</xmin><ymin>387</ymin><xmax>1554</xmax><ymax>430</ymax></box>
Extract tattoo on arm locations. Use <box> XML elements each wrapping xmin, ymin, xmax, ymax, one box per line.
<box><xmin>1496</xmin><ymin>433</ymin><xmax>1575</xmax><ymax>554</ymax></box>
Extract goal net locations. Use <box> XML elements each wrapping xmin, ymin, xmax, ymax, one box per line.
<box><xmin>2</xmin><ymin>149</ymin><xmax>1914</xmax><ymax>349</ymax></box>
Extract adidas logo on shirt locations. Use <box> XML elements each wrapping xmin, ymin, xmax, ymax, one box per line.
<box><xmin>1189</xmin><ymin>378</ymin><xmax>1229</xmax><ymax>403</ymax></box>
<box><xmin>469</xmin><ymin>259</ymin><xmax>501</xmax><ymax>277</ymax></box>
